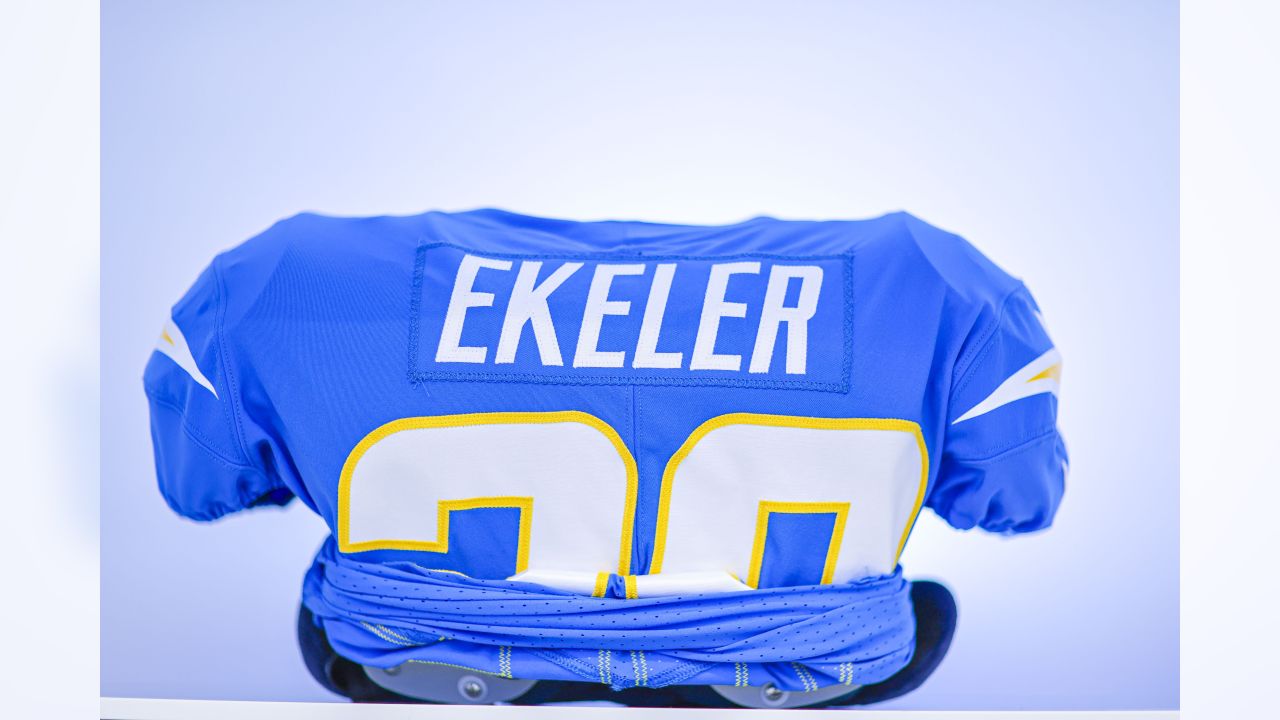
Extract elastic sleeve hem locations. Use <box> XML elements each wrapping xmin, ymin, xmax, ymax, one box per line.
<box><xmin>146</xmin><ymin>388</ymin><xmax>291</xmax><ymax>522</ymax></box>
<box><xmin>927</xmin><ymin>429</ymin><xmax>1067</xmax><ymax>534</ymax></box>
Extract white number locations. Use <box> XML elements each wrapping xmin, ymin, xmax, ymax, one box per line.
<box><xmin>652</xmin><ymin>415</ymin><xmax>927</xmax><ymax>585</ymax></box>
<box><xmin>338</xmin><ymin>412</ymin><xmax>637</xmax><ymax>580</ymax></box>
<box><xmin>338</xmin><ymin>412</ymin><xmax>927</xmax><ymax>596</ymax></box>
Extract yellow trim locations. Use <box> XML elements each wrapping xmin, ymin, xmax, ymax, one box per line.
<box><xmin>792</xmin><ymin>662</ymin><xmax>818</xmax><ymax>692</ymax></box>
<box><xmin>406</xmin><ymin>659</ymin><xmax>503</xmax><ymax>677</ymax></box>
<box><xmin>341</xmin><ymin>493</ymin><xmax>533</xmax><ymax>571</ymax></box>
<box><xmin>337</xmin><ymin>411</ymin><xmax>639</xmax><ymax>574</ymax></box>
<box><xmin>650</xmin><ymin>414</ymin><xmax>929</xmax><ymax>575</ymax></box>
<box><xmin>745</xmin><ymin>500</ymin><xmax>849</xmax><ymax>589</ymax></box>
<box><xmin>160</xmin><ymin>329</ymin><xmax>174</xmax><ymax>346</ymax></box>
<box><xmin>1027</xmin><ymin>363</ymin><xmax>1062</xmax><ymax>383</ymax></box>
<box><xmin>629</xmin><ymin>650</ymin><xmax>648</xmax><ymax>687</ymax></box>
<box><xmin>423</xmin><ymin>567</ymin><xmax>470</xmax><ymax>578</ymax></box>
<box><xmin>498</xmin><ymin>645</ymin><xmax>513</xmax><ymax>679</ymax></box>
<box><xmin>598</xmin><ymin>649</ymin><xmax>612</xmax><ymax>685</ymax></box>
<box><xmin>623</xmin><ymin>574</ymin><xmax>638</xmax><ymax>600</ymax></box>
<box><xmin>592</xmin><ymin>572</ymin><xmax>610</xmax><ymax>598</ymax></box>
<box><xmin>360</xmin><ymin>621</ymin><xmax>418</xmax><ymax>647</ymax></box>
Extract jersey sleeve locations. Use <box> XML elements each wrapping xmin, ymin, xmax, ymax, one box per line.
<box><xmin>927</xmin><ymin>284</ymin><xmax>1068</xmax><ymax>533</ymax></box>
<box><xmin>142</xmin><ymin>260</ymin><xmax>294</xmax><ymax>521</ymax></box>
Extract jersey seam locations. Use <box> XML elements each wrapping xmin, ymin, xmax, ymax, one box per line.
<box><xmin>630</xmin><ymin>383</ymin><xmax>642</xmax><ymax>575</ymax></box>
<box><xmin>407</xmin><ymin>239</ymin><xmax>429</xmax><ymax>385</ymax></box>
<box><xmin>210</xmin><ymin>254</ymin><xmax>255</xmax><ymax>466</ymax></box>
<box><xmin>897</xmin><ymin>212</ymin><xmax>1021</xmax><ymax>387</ymax></box>
<box><xmin>947</xmin><ymin>424</ymin><xmax>1058</xmax><ymax>464</ymax></box>
<box><xmin>145</xmin><ymin>387</ymin><xmax>278</xmax><ymax>478</ymax></box>
<box><xmin>949</xmin><ymin>282</ymin><xmax>1028</xmax><ymax>407</ymax></box>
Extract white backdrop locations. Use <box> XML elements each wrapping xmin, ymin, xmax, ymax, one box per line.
<box><xmin>99</xmin><ymin>0</ymin><xmax>1178</xmax><ymax>710</ymax></box>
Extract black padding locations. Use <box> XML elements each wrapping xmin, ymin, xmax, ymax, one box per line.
<box><xmin>835</xmin><ymin>579</ymin><xmax>958</xmax><ymax>707</ymax></box>
<box><xmin>509</xmin><ymin>680</ymin><xmax>687</xmax><ymax>707</ymax></box>
<box><xmin>297</xmin><ymin>605</ymin><xmax>430</xmax><ymax>703</ymax></box>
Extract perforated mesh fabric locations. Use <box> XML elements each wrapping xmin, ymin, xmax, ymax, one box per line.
<box><xmin>303</xmin><ymin>538</ymin><xmax>915</xmax><ymax>691</ymax></box>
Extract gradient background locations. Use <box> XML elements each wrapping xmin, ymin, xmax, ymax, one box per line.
<box><xmin>101</xmin><ymin>0</ymin><xmax>1178</xmax><ymax>710</ymax></box>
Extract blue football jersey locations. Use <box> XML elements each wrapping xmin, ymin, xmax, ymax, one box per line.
<box><xmin>144</xmin><ymin>209</ymin><xmax>1066</xmax><ymax>692</ymax></box>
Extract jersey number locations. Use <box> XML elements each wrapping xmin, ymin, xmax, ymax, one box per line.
<box><xmin>337</xmin><ymin>411</ymin><xmax>927</xmax><ymax>595</ymax></box>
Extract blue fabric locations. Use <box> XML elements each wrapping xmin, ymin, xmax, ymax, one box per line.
<box><xmin>144</xmin><ymin>208</ymin><xmax>1066</xmax><ymax>690</ymax></box>
<box><xmin>411</xmin><ymin>242</ymin><xmax>855</xmax><ymax>391</ymax></box>
<box><xmin>758</xmin><ymin>511</ymin><xmax>840</xmax><ymax>588</ymax></box>
<box><xmin>303</xmin><ymin>537</ymin><xmax>914</xmax><ymax>691</ymax></box>
<box><xmin>928</xmin><ymin>285</ymin><xmax>1068</xmax><ymax>532</ymax></box>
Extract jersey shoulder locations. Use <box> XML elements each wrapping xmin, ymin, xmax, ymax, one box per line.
<box><xmin>868</xmin><ymin>212</ymin><xmax>1024</xmax><ymax>306</ymax></box>
<box><xmin>213</xmin><ymin>212</ymin><xmax>424</xmax><ymax>323</ymax></box>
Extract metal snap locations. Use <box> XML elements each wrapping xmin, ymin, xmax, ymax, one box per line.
<box><xmin>458</xmin><ymin>675</ymin><xmax>488</xmax><ymax>701</ymax></box>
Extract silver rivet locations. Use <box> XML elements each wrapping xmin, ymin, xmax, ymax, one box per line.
<box><xmin>762</xmin><ymin>683</ymin><xmax>788</xmax><ymax>706</ymax></box>
<box><xmin>459</xmin><ymin>676</ymin><xmax>487</xmax><ymax>700</ymax></box>
<box><xmin>383</xmin><ymin>664</ymin><xmax>401</xmax><ymax>676</ymax></box>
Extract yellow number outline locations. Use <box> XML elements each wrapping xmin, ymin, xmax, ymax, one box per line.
<box><xmin>746</xmin><ymin>500</ymin><xmax>850</xmax><ymax>588</ymax></box>
<box><xmin>650</xmin><ymin>413</ymin><xmax>929</xmax><ymax>577</ymax></box>
<box><xmin>336</xmin><ymin>411</ymin><xmax>639</xmax><ymax>575</ymax></box>
<box><xmin>339</xmin><ymin>495</ymin><xmax>535</xmax><ymax>573</ymax></box>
